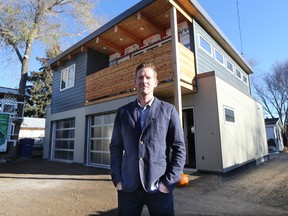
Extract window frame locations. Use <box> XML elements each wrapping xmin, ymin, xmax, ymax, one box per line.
<box><xmin>199</xmin><ymin>34</ymin><xmax>213</xmax><ymax>56</ymax></box>
<box><xmin>51</xmin><ymin>118</ymin><xmax>75</xmax><ymax>162</ymax></box>
<box><xmin>235</xmin><ymin>68</ymin><xmax>242</xmax><ymax>80</ymax></box>
<box><xmin>224</xmin><ymin>106</ymin><xmax>235</xmax><ymax>124</ymax></box>
<box><xmin>242</xmin><ymin>73</ymin><xmax>249</xmax><ymax>85</ymax></box>
<box><xmin>226</xmin><ymin>59</ymin><xmax>234</xmax><ymax>74</ymax></box>
<box><xmin>87</xmin><ymin>113</ymin><xmax>116</xmax><ymax>168</ymax></box>
<box><xmin>214</xmin><ymin>48</ymin><xmax>225</xmax><ymax>66</ymax></box>
<box><xmin>60</xmin><ymin>64</ymin><xmax>75</xmax><ymax>91</ymax></box>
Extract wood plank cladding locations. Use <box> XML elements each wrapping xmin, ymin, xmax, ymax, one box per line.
<box><xmin>85</xmin><ymin>41</ymin><xmax>196</xmax><ymax>104</ymax></box>
<box><xmin>179</xmin><ymin>43</ymin><xmax>195</xmax><ymax>85</ymax></box>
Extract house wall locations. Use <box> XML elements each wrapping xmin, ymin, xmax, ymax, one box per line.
<box><xmin>86</xmin><ymin>49</ymin><xmax>109</xmax><ymax>76</ymax></box>
<box><xmin>193</xmin><ymin>21</ymin><xmax>250</xmax><ymax>96</ymax></box>
<box><xmin>215</xmin><ymin>76</ymin><xmax>268</xmax><ymax>171</ymax></box>
<box><xmin>193</xmin><ymin>74</ymin><xmax>223</xmax><ymax>172</ymax></box>
<box><xmin>44</xmin><ymin>95</ymin><xmax>137</xmax><ymax>163</ymax></box>
<box><xmin>51</xmin><ymin>52</ymin><xmax>87</xmax><ymax>114</ymax></box>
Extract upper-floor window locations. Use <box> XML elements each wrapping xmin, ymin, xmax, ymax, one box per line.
<box><xmin>199</xmin><ymin>35</ymin><xmax>212</xmax><ymax>56</ymax></box>
<box><xmin>214</xmin><ymin>49</ymin><xmax>224</xmax><ymax>65</ymax></box>
<box><xmin>242</xmin><ymin>73</ymin><xmax>248</xmax><ymax>85</ymax></box>
<box><xmin>235</xmin><ymin>68</ymin><xmax>242</xmax><ymax>80</ymax></box>
<box><xmin>61</xmin><ymin>64</ymin><xmax>75</xmax><ymax>91</ymax></box>
<box><xmin>226</xmin><ymin>60</ymin><xmax>234</xmax><ymax>74</ymax></box>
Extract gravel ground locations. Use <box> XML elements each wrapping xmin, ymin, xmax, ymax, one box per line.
<box><xmin>0</xmin><ymin>151</ymin><xmax>287</xmax><ymax>216</ymax></box>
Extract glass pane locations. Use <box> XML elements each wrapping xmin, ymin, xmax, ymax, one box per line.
<box><xmin>243</xmin><ymin>76</ymin><xmax>248</xmax><ymax>84</ymax></box>
<box><xmin>226</xmin><ymin>61</ymin><xmax>233</xmax><ymax>72</ymax></box>
<box><xmin>215</xmin><ymin>50</ymin><xmax>224</xmax><ymax>64</ymax></box>
<box><xmin>93</xmin><ymin>116</ymin><xmax>102</xmax><ymax>125</ymax></box>
<box><xmin>103</xmin><ymin>113</ymin><xmax>115</xmax><ymax>124</ymax></box>
<box><xmin>67</xmin><ymin>67</ymin><xmax>74</xmax><ymax>87</ymax></box>
<box><xmin>200</xmin><ymin>36</ymin><xmax>211</xmax><ymax>54</ymax></box>
<box><xmin>225</xmin><ymin>108</ymin><xmax>235</xmax><ymax>123</ymax></box>
<box><xmin>56</xmin><ymin>130</ymin><xmax>75</xmax><ymax>139</ymax></box>
<box><xmin>54</xmin><ymin>150</ymin><xmax>73</xmax><ymax>160</ymax></box>
<box><xmin>103</xmin><ymin>126</ymin><xmax>113</xmax><ymax>137</ymax></box>
<box><xmin>103</xmin><ymin>153</ymin><xmax>110</xmax><ymax>165</ymax></box>
<box><xmin>90</xmin><ymin>139</ymin><xmax>102</xmax><ymax>151</ymax></box>
<box><xmin>91</xmin><ymin>127</ymin><xmax>102</xmax><ymax>137</ymax></box>
<box><xmin>103</xmin><ymin>140</ymin><xmax>110</xmax><ymax>151</ymax></box>
<box><xmin>90</xmin><ymin>152</ymin><xmax>102</xmax><ymax>164</ymax></box>
<box><xmin>56</xmin><ymin>119</ymin><xmax>75</xmax><ymax>129</ymax></box>
<box><xmin>55</xmin><ymin>140</ymin><xmax>74</xmax><ymax>149</ymax></box>
<box><xmin>236</xmin><ymin>69</ymin><xmax>241</xmax><ymax>78</ymax></box>
<box><xmin>61</xmin><ymin>69</ymin><xmax>67</xmax><ymax>89</ymax></box>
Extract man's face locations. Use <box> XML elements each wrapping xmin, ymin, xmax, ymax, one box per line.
<box><xmin>135</xmin><ymin>67</ymin><xmax>158</xmax><ymax>97</ymax></box>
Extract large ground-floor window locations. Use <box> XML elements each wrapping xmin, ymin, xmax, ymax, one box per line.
<box><xmin>52</xmin><ymin>118</ymin><xmax>75</xmax><ymax>161</ymax></box>
<box><xmin>87</xmin><ymin>113</ymin><xmax>115</xmax><ymax>168</ymax></box>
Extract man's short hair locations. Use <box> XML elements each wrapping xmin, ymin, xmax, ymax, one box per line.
<box><xmin>135</xmin><ymin>62</ymin><xmax>158</xmax><ymax>80</ymax></box>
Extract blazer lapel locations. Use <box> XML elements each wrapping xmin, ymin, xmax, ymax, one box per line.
<box><xmin>142</xmin><ymin>98</ymin><xmax>161</xmax><ymax>131</ymax></box>
<box><xmin>128</xmin><ymin>100</ymin><xmax>141</xmax><ymax>128</ymax></box>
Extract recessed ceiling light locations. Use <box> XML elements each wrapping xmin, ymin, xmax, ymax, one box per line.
<box><xmin>119</xmin><ymin>38</ymin><xmax>124</xmax><ymax>41</ymax></box>
<box><xmin>103</xmin><ymin>47</ymin><xmax>107</xmax><ymax>50</ymax></box>
<box><xmin>140</xmin><ymin>27</ymin><xmax>144</xmax><ymax>31</ymax></box>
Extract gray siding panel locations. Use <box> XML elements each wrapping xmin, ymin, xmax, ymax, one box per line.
<box><xmin>87</xmin><ymin>50</ymin><xmax>109</xmax><ymax>76</ymax></box>
<box><xmin>51</xmin><ymin>52</ymin><xmax>87</xmax><ymax>113</ymax></box>
<box><xmin>194</xmin><ymin>21</ymin><xmax>250</xmax><ymax>96</ymax></box>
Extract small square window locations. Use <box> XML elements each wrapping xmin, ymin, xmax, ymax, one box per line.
<box><xmin>224</xmin><ymin>107</ymin><xmax>235</xmax><ymax>123</ymax></box>
<box><xmin>226</xmin><ymin>60</ymin><xmax>234</xmax><ymax>73</ymax></box>
<box><xmin>242</xmin><ymin>74</ymin><xmax>248</xmax><ymax>85</ymax></box>
<box><xmin>235</xmin><ymin>68</ymin><xmax>242</xmax><ymax>79</ymax></box>
<box><xmin>199</xmin><ymin>35</ymin><xmax>212</xmax><ymax>55</ymax></box>
<box><xmin>214</xmin><ymin>49</ymin><xmax>224</xmax><ymax>65</ymax></box>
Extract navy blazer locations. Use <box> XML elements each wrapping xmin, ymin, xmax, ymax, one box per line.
<box><xmin>110</xmin><ymin>97</ymin><xmax>186</xmax><ymax>193</ymax></box>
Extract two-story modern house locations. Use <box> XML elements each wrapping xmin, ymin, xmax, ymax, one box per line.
<box><xmin>45</xmin><ymin>0</ymin><xmax>268</xmax><ymax>173</ymax></box>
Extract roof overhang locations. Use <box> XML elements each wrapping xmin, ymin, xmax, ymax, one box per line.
<box><xmin>49</xmin><ymin>0</ymin><xmax>253</xmax><ymax>74</ymax></box>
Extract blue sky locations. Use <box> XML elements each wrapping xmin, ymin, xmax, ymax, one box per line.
<box><xmin>1</xmin><ymin>0</ymin><xmax>287</xmax><ymax>88</ymax></box>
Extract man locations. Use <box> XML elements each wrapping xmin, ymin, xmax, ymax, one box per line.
<box><xmin>110</xmin><ymin>62</ymin><xmax>186</xmax><ymax>216</ymax></box>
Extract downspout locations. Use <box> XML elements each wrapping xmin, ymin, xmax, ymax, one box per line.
<box><xmin>170</xmin><ymin>6</ymin><xmax>183</xmax><ymax>125</ymax></box>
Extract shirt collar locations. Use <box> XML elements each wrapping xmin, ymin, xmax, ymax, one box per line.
<box><xmin>137</xmin><ymin>97</ymin><xmax>154</xmax><ymax>109</ymax></box>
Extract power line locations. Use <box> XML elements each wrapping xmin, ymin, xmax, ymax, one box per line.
<box><xmin>236</xmin><ymin>0</ymin><xmax>244</xmax><ymax>56</ymax></box>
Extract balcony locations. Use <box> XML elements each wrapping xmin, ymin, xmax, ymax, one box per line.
<box><xmin>85</xmin><ymin>40</ymin><xmax>197</xmax><ymax>105</ymax></box>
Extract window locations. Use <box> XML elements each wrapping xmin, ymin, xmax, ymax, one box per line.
<box><xmin>199</xmin><ymin>35</ymin><xmax>212</xmax><ymax>55</ymax></box>
<box><xmin>60</xmin><ymin>64</ymin><xmax>75</xmax><ymax>90</ymax></box>
<box><xmin>235</xmin><ymin>68</ymin><xmax>242</xmax><ymax>79</ymax></box>
<box><xmin>242</xmin><ymin>74</ymin><xmax>248</xmax><ymax>85</ymax></box>
<box><xmin>224</xmin><ymin>107</ymin><xmax>235</xmax><ymax>123</ymax></box>
<box><xmin>214</xmin><ymin>49</ymin><xmax>224</xmax><ymax>65</ymax></box>
<box><xmin>226</xmin><ymin>60</ymin><xmax>234</xmax><ymax>73</ymax></box>
<box><xmin>52</xmin><ymin>118</ymin><xmax>75</xmax><ymax>161</ymax></box>
<box><xmin>88</xmin><ymin>113</ymin><xmax>116</xmax><ymax>168</ymax></box>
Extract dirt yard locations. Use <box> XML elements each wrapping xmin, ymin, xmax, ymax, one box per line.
<box><xmin>0</xmin><ymin>152</ymin><xmax>287</xmax><ymax>216</ymax></box>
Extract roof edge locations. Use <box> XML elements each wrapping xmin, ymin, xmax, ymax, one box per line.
<box><xmin>189</xmin><ymin>0</ymin><xmax>253</xmax><ymax>73</ymax></box>
<box><xmin>48</xmin><ymin>0</ymin><xmax>155</xmax><ymax>66</ymax></box>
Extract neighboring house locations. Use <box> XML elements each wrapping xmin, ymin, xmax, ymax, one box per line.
<box><xmin>45</xmin><ymin>0</ymin><xmax>268</xmax><ymax>172</ymax></box>
<box><xmin>265</xmin><ymin>118</ymin><xmax>284</xmax><ymax>153</ymax></box>
<box><xmin>19</xmin><ymin>117</ymin><xmax>46</xmax><ymax>146</ymax></box>
<box><xmin>0</xmin><ymin>87</ymin><xmax>29</xmax><ymax>153</ymax></box>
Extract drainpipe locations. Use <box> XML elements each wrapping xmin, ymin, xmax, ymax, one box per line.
<box><xmin>170</xmin><ymin>6</ymin><xmax>183</xmax><ymax>126</ymax></box>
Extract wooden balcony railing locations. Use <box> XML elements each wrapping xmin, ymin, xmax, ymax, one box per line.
<box><xmin>85</xmin><ymin>40</ymin><xmax>196</xmax><ymax>105</ymax></box>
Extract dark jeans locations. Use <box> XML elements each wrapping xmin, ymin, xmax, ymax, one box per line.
<box><xmin>117</xmin><ymin>186</ymin><xmax>174</xmax><ymax>216</ymax></box>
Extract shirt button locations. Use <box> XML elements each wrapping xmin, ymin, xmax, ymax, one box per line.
<box><xmin>139</xmin><ymin>141</ymin><xmax>144</xmax><ymax>144</ymax></box>
<box><xmin>139</xmin><ymin>157</ymin><xmax>143</xmax><ymax>161</ymax></box>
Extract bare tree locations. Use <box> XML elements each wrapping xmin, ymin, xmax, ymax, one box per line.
<box><xmin>0</xmin><ymin>0</ymin><xmax>103</xmax><ymax>154</ymax></box>
<box><xmin>253</xmin><ymin>60</ymin><xmax>288</xmax><ymax>147</ymax></box>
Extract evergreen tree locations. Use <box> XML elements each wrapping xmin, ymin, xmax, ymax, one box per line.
<box><xmin>25</xmin><ymin>45</ymin><xmax>61</xmax><ymax>118</ymax></box>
